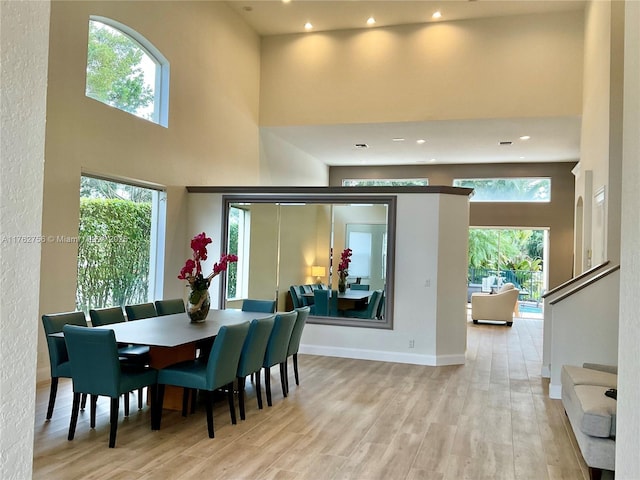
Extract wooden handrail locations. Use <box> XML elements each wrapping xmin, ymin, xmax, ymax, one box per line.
<box><xmin>542</xmin><ymin>261</ymin><xmax>610</xmax><ymax>299</ymax></box>
<box><xmin>548</xmin><ymin>265</ymin><xmax>620</xmax><ymax>305</ymax></box>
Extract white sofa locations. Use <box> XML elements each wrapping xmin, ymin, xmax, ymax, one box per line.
<box><xmin>561</xmin><ymin>363</ymin><xmax>617</xmax><ymax>480</ymax></box>
<box><xmin>471</xmin><ymin>282</ymin><xmax>519</xmax><ymax>326</ymax></box>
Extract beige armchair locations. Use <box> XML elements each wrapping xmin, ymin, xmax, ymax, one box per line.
<box><xmin>471</xmin><ymin>282</ymin><xmax>519</xmax><ymax>326</ymax></box>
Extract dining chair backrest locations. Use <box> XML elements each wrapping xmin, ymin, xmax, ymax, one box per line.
<box><xmin>241</xmin><ymin>299</ymin><xmax>276</xmax><ymax>314</ymax></box>
<box><xmin>288</xmin><ymin>307</ymin><xmax>310</xmax><ymax>356</ymax></box>
<box><xmin>365</xmin><ymin>290</ymin><xmax>383</xmax><ymax>318</ymax></box>
<box><xmin>313</xmin><ymin>289</ymin><xmax>330</xmax><ymax>316</ymax></box>
<box><xmin>154</xmin><ymin>298</ymin><xmax>186</xmax><ymax>316</ymax></box>
<box><xmin>237</xmin><ymin>316</ymin><xmax>276</xmax><ymax>378</ymax></box>
<box><xmin>299</xmin><ymin>285</ymin><xmax>313</xmax><ymax>295</ymax></box>
<box><xmin>330</xmin><ymin>290</ymin><xmax>339</xmax><ymax>316</ymax></box>
<box><xmin>125</xmin><ymin>303</ymin><xmax>157</xmax><ymax>321</ymax></box>
<box><xmin>63</xmin><ymin>325</ymin><xmax>122</xmax><ymax>397</ymax></box>
<box><xmin>289</xmin><ymin>286</ymin><xmax>303</xmax><ymax>309</ymax></box>
<box><xmin>89</xmin><ymin>306</ymin><xmax>126</xmax><ymax>327</ymax></box>
<box><xmin>376</xmin><ymin>290</ymin><xmax>385</xmax><ymax>319</ymax></box>
<box><xmin>263</xmin><ymin>311</ymin><xmax>298</xmax><ymax>368</ymax></box>
<box><xmin>205</xmin><ymin>321</ymin><xmax>250</xmax><ymax>390</ymax></box>
<box><xmin>350</xmin><ymin>283</ymin><xmax>370</xmax><ymax>291</ymax></box>
<box><xmin>42</xmin><ymin>311</ymin><xmax>88</xmax><ymax>377</ymax></box>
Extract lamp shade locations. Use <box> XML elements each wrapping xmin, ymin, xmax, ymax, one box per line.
<box><xmin>311</xmin><ymin>266</ymin><xmax>326</xmax><ymax>277</ymax></box>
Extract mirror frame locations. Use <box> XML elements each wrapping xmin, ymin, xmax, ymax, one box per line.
<box><xmin>220</xmin><ymin>193</ymin><xmax>396</xmax><ymax>329</ymax></box>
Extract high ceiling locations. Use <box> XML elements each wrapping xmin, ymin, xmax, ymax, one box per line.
<box><xmin>226</xmin><ymin>0</ymin><xmax>585</xmax><ymax>167</ymax></box>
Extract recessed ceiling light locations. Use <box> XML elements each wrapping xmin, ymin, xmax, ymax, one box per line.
<box><xmin>430</xmin><ymin>158</ymin><xmax>437</xmax><ymax>162</ymax></box>
<box><xmin>519</xmin><ymin>135</ymin><xmax>531</xmax><ymax>140</ymax></box>
<box><xmin>432</xmin><ymin>11</ymin><xmax>442</xmax><ymax>19</ymax></box>
<box><xmin>520</xmin><ymin>156</ymin><xmax>525</xmax><ymax>159</ymax></box>
<box><xmin>392</xmin><ymin>137</ymin><xmax>405</xmax><ymax>142</ymax></box>
<box><xmin>367</xmin><ymin>17</ymin><xmax>376</xmax><ymax>25</ymax></box>
<box><xmin>304</xmin><ymin>22</ymin><xmax>313</xmax><ymax>30</ymax></box>
<box><xmin>281</xmin><ymin>0</ymin><xmax>291</xmax><ymax>3</ymax></box>
<box><xmin>416</xmin><ymin>139</ymin><xmax>426</xmax><ymax>144</ymax></box>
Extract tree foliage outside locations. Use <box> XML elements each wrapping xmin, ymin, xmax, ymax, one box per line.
<box><xmin>86</xmin><ymin>20</ymin><xmax>155</xmax><ymax>119</ymax></box>
<box><xmin>454</xmin><ymin>178</ymin><xmax>550</xmax><ymax>202</ymax></box>
<box><xmin>77</xmin><ymin>199</ymin><xmax>151</xmax><ymax>313</ymax></box>
<box><xmin>81</xmin><ymin>176</ymin><xmax>152</xmax><ymax>203</ymax></box>
<box><xmin>468</xmin><ymin>228</ymin><xmax>544</xmax><ymax>301</ymax></box>
<box><xmin>342</xmin><ymin>179</ymin><xmax>428</xmax><ymax>187</ymax></box>
<box><xmin>227</xmin><ymin>207</ymin><xmax>240</xmax><ymax>299</ymax></box>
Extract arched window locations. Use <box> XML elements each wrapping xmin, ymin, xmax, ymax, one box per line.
<box><xmin>85</xmin><ymin>16</ymin><xmax>169</xmax><ymax>127</ymax></box>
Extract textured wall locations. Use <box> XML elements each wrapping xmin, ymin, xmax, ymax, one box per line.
<box><xmin>0</xmin><ymin>0</ymin><xmax>50</xmax><ymax>478</ymax></box>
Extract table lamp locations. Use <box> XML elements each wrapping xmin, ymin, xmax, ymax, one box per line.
<box><xmin>311</xmin><ymin>266</ymin><xmax>326</xmax><ymax>285</ymax></box>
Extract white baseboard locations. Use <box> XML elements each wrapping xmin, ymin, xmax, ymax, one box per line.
<box><xmin>299</xmin><ymin>344</ymin><xmax>465</xmax><ymax>366</ymax></box>
<box><xmin>541</xmin><ymin>364</ymin><xmax>550</xmax><ymax>378</ymax></box>
<box><xmin>549</xmin><ymin>383</ymin><xmax>562</xmax><ymax>399</ymax></box>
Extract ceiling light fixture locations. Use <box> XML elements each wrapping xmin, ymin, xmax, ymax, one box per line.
<box><xmin>392</xmin><ymin>138</ymin><xmax>405</xmax><ymax>142</ymax></box>
<box><xmin>416</xmin><ymin>139</ymin><xmax>426</xmax><ymax>144</ymax></box>
<box><xmin>367</xmin><ymin>17</ymin><xmax>376</xmax><ymax>25</ymax></box>
<box><xmin>519</xmin><ymin>135</ymin><xmax>531</xmax><ymax>140</ymax></box>
<box><xmin>304</xmin><ymin>22</ymin><xmax>313</xmax><ymax>30</ymax></box>
<box><xmin>432</xmin><ymin>11</ymin><xmax>442</xmax><ymax>19</ymax></box>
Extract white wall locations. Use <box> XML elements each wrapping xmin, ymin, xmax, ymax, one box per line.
<box><xmin>617</xmin><ymin>0</ymin><xmax>640</xmax><ymax>476</ymax></box>
<box><xmin>260</xmin><ymin>11</ymin><xmax>583</xmax><ymax>126</ymax></box>
<box><xmin>301</xmin><ymin>192</ymin><xmax>469</xmax><ymax>366</ymax></box>
<box><xmin>0</xmin><ymin>1</ymin><xmax>50</xmax><ymax>477</ymax></box>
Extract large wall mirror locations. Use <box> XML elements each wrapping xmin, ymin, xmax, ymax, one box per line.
<box><xmin>220</xmin><ymin>194</ymin><xmax>396</xmax><ymax>329</ymax></box>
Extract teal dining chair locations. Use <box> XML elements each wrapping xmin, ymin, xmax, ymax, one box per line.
<box><xmin>89</xmin><ymin>306</ymin><xmax>150</xmax><ymax>412</ymax></box>
<box><xmin>310</xmin><ymin>289</ymin><xmax>329</xmax><ymax>316</ymax></box>
<box><xmin>350</xmin><ymin>283</ymin><xmax>370</xmax><ymax>291</ymax></box>
<box><xmin>241</xmin><ymin>299</ymin><xmax>276</xmax><ymax>313</ymax></box>
<box><xmin>124</xmin><ymin>302</ymin><xmax>157</xmax><ymax>321</ymax></box>
<box><xmin>156</xmin><ymin>321</ymin><xmax>250</xmax><ymax>438</ymax></box>
<box><xmin>284</xmin><ymin>306</ymin><xmax>310</xmax><ymax>393</ymax></box>
<box><xmin>42</xmin><ymin>311</ymin><xmax>88</xmax><ymax>420</ymax></box>
<box><xmin>63</xmin><ymin>324</ymin><xmax>158</xmax><ymax>448</ymax></box>
<box><xmin>154</xmin><ymin>298</ymin><xmax>185</xmax><ymax>316</ymax></box>
<box><xmin>289</xmin><ymin>286</ymin><xmax>303</xmax><ymax>309</ymax></box>
<box><xmin>236</xmin><ymin>315</ymin><xmax>276</xmax><ymax>419</ymax></box>
<box><xmin>262</xmin><ymin>310</ymin><xmax>297</xmax><ymax>407</ymax></box>
<box><xmin>343</xmin><ymin>290</ymin><xmax>383</xmax><ymax>319</ymax></box>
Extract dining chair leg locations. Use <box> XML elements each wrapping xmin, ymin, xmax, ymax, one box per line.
<box><xmin>108</xmin><ymin>397</ymin><xmax>119</xmax><ymax>448</ymax></box>
<box><xmin>265</xmin><ymin>367</ymin><xmax>272</xmax><ymax>407</ymax></box>
<box><xmin>190</xmin><ymin>388</ymin><xmax>197</xmax><ymax>414</ymax></box>
<box><xmin>90</xmin><ymin>395</ymin><xmax>98</xmax><ymax>428</ymax></box>
<box><xmin>124</xmin><ymin>391</ymin><xmax>130</xmax><ymax>417</ymax></box>
<box><xmin>46</xmin><ymin>377</ymin><xmax>59</xmax><ymax>420</ymax></box>
<box><xmin>293</xmin><ymin>353</ymin><xmax>300</xmax><ymax>386</ymax></box>
<box><xmin>279</xmin><ymin>363</ymin><xmax>288</xmax><ymax>398</ymax></box>
<box><xmin>205</xmin><ymin>390</ymin><xmax>215</xmax><ymax>438</ymax></box>
<box><xmin>68</xmin><ymin>392</ymin><xmax>81</xmax><ymax>441</ymax></box>
<box><xmin>226</xmin><ymin>382</ymin><xmax>237</xmax><ymax>425</ymax></box>
<box><xmin>182</xmin><ymin>388</ymin><xmax>190</xmax><ymax>417</ymax></box>
<box><xmin>81</xmin><ymin>393</ymin><xmax>88</xmax><ymax>410</ymax></box>
<box><xmin>149</xmin><ymin>383</ymin><xmax>159</xmax><ymax>430</ymax></box>
<box><xmin>156</xmin><ymin>384</ymin><xmax>166</xmax><ymax>430</ymax></box>
<box><xmin>238</xmin><ymin>376</ymin><xmax>246</xmax><ymax>420</ymax></box>
<box><xmin>138</xmin><ymin>387</ymin><xmax>143</xmax><ymax>409</ymax></box>
<box><xmin>256</xmin><ymin>370</ymin><xmax>263</xmax><ymax>410</ymax></box>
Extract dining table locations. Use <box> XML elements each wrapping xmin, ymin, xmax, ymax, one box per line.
<box><xmin>53</xmin><ymin>309</ymin><xmax>269</xmax><ymax>410</ymax></box>
<box><xmin>301</xmin><ymin>288</ymin><xmax>373</xmax><ymax>311</ymax></box>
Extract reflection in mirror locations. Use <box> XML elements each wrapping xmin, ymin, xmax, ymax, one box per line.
<box><xmin>221</xmin><ymin>195</ymin><xmax>395</xmax><ymax>329</ymax></box>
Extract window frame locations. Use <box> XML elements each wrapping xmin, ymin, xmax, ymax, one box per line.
<box><xmin>453</xmin><ymin>177</ymin><xmax>551</xmax><ymax>202</ymax></box>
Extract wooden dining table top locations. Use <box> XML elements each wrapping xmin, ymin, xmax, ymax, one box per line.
<box><xmin>51</xmin><ymin>309</ymin><xmax>269</xmax><ymax>348</ymax></box>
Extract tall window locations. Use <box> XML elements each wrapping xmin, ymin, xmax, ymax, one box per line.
<box><xmin>76</xmin><ymin>176</ymin><xmax>166</xmax><ymax>313</ymax></box>
<box><xmin>86</xmin><ymin>17</ymin><xmax>170</xmax><ymax>126</ymax></box>
<box><xmin>227</xmin><ymin>206</ymin><xmax>250</xmax><ymax>300</ymax></box>
<box><xmin>453</xmin><ymin>178</ymin><xmax>551</xmax><ymax>202</ymax></box>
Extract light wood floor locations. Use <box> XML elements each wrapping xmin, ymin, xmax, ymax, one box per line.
<box><xmin>32</xmin><ymin>317</ymin><xmax>590</xmax><ymax>480</ymax></box>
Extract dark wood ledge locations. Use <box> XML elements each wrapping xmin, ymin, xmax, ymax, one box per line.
<box><xmin>186</xmin><ymin>185</ymin><xmax>474</xmax><ymax>196</ymax></box>
<box><xmin>542</xmin><ymin>261</ymin><xmax>611</xmax><ymax>298</ymax></box>
<box><xmin>548</xmin><ymin>265</ymin><xmax>620</xmax><ymax>305</ymax></box>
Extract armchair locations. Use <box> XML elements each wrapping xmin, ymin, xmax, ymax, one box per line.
<box><xmin>471</xmin><ymin>282</ymin><xmax>519</xmax><ymax>326</ymax></box>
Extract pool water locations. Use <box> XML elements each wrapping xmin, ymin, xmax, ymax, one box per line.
<box><xmin>519</xmin><ymin>303</ymin><xmax>542</xmax><ymax>314</ymax></box>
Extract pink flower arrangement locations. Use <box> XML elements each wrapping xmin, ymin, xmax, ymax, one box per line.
<box><xmin>338</xmin><ymin>248</ymin><xmax>352</xmax><ymax>280</ymax></box>
<box><xmin>178</xmin><ymin>232</ymin><xmax>238</xmax><ymax>305</ymax></box>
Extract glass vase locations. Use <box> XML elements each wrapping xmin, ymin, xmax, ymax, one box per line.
<box><xmin>187</xmin><ymin>288</ymin><xmax>210</xmax><ymax>323</ymax></box>
<box><xmin>338</xmin><ymin>276</ymin><xmax>347</xmax><ymax>293</ymax></box>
